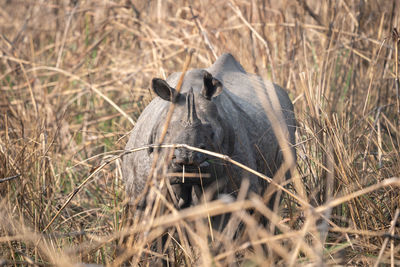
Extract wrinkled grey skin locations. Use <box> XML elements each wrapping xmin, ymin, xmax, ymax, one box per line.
<box><xmin>122</xmin><ymin>53</ymin><xmax>296</xmax><ymax>212</ymax></box>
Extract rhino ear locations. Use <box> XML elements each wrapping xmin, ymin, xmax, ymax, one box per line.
<box><xmin>201</xmin><ymin>71</ymin><xmax>223</xmax><ymax>100</ymax></box>
<box><xmin>152</xmin><ymin>78</ymin><xmax>179</xmax><ymax>102</ymax></box>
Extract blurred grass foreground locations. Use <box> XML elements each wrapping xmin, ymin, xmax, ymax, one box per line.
<box><xmin>1</xmin><ymin>0</ymin><xmax>400</xmax><ymax>266</ymax></box>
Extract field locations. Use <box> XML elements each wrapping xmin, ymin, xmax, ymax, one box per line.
<box><xmin>1</xmin><ymin>0</ymin><xmax>400</xmax><ymax>266</ymax></box>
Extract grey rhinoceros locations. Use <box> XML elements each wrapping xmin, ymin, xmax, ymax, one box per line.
<box><xmin>122</xmin><ymin>53</ymin><xmax>296</xmax><ymax>214</ymax></box>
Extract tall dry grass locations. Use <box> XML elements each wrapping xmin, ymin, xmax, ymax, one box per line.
<box><xmin>1</xmin><ymin>0</ymin><xmax>399</xmax><ymax>266</ymax></box>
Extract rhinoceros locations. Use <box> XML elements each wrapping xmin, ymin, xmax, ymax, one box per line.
<box><xmin>122</xmin><ymin>53</ymin><xmax>296</xmax><ymax>214</ymax></box>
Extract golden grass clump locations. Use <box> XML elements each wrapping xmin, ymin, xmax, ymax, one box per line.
<box><xmin>1</xmin><ymin>0</ymin><xmax>400</xmax><ymax>266</ymax></box>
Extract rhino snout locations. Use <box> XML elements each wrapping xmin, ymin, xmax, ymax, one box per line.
<box><xmin>173</xmin><ymin>147</ymin><xmax>206</xmax><ymax>167</ymax></box>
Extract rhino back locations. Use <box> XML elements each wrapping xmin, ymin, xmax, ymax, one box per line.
<box><xmin>207</xmin><ymin>54</ymin><xmax>296</xmax><ymax>180</ymax></box>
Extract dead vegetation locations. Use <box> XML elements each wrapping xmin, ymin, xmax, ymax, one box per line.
<box><xmin>1</xmin><ymin>0</ymin><xmax>400</xmax><ymax>266</ymax></box>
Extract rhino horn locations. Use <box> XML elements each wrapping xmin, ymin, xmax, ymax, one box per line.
<box><xmin>184</xmin><ymin>88</ymin><xmax>201</xmax><ymax>127</ymax></box>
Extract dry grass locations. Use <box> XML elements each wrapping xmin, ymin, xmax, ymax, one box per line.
<box><xmin>1</xmin><ymin>0</ymin><xmax>400</xmax><ymax>266</ymax></box>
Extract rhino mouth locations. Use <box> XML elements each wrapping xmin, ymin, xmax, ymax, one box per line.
<box><xmin>168</xmin><ymin>161</ymin><xmax>211</xmax><ymax>184</ymax></box>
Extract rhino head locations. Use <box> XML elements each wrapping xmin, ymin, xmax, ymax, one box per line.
<box><xmin>148</xmin><ymin>71</ymin><xmax>234</xmax><ymax>181</ymax></box>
